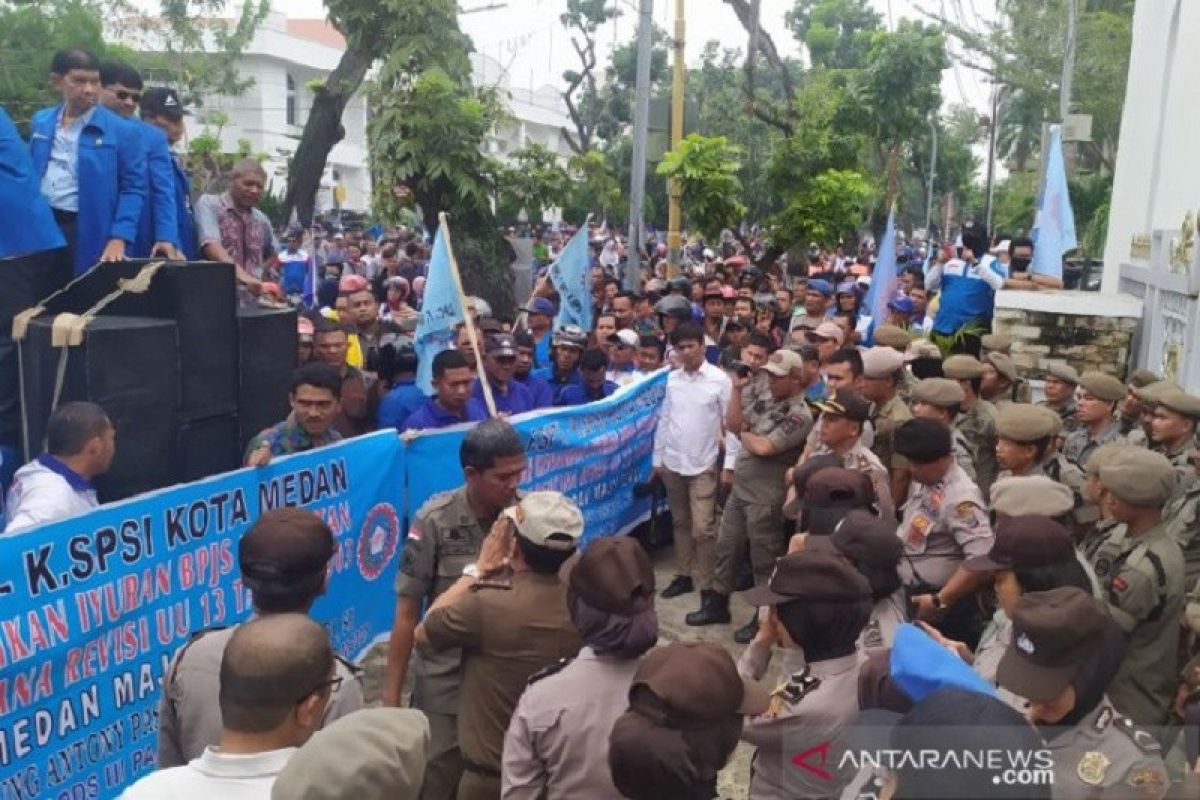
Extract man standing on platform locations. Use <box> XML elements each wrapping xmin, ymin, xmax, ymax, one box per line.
<box><xmin>139</xmin><ymin>87</ymin><xmax>198</xmax><ymax>260</ymax></box>
<box><xmin>196</xmin><ymin>158</ymin><xmax>277</xmax><ymax>298</ymax></box>
<box><xmin>29</xmin><ymin>48</ymin><xmax>147</xmax><ymax>274</ymax></box>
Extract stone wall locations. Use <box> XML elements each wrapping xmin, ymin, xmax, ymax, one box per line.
<box><xmin>990</xmin><ymin>290</ymin><xmax>1143</xmax><ymax>381</ymax></box>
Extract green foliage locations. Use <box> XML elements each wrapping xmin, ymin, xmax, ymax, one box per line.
<box><xmin>852</xmin><ymin>21</ymin><xmax>948</xmax><ymax>149</ymax></box>
<box><xmin>656</xmin><ymin>134</ymin><xmax>746</xmax><ymax>241</ymax></box>
<box><xmin>183</xmin><ymin>112</ymin><xmax>268</xmax><ymax>195</ymax></box>
<box><xmin>563</xmin><ymin>148</ymin><xmax>624</xmax><ymax>222</ymax></box>
<box><xmin>495</xmin><ymin>143</ymin><xmax>572</xmax><ymax>223</ymax></box>
<box><xmin>988</xmin><ymin>172</ymin><xmax>1038</xmax><ymax>238</ymax></box>
<box><xmin>770</xmin><ymin>169</ymin><xmax>873</xmax><ymax>251</ymax></box>
<box><xmin>786</xmin><ymin>0</ymin><xmax>882</xmax><ymax>70</ymax></box>
<box><xmin>558</xmin><ymin>0</ymin><xmax>619</xmax><ymax>153</ymax></box>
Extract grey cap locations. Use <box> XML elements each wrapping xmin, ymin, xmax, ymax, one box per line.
<box><xmin>989</xmin><ymin>476</ymin><xmax>1074</xmax><ymax>517</ymax></box>
<box><xmin>1078</xmin><ymin>371</ymin><xmax>1126</xmax><ymax>403</ymax></box>
<box><xmin>1099</xmin><ymin>448</ymin><xmax>1178</xmax><ymax>506</ymax></box>
<box><xmin>911</xmin><ymin>378</ymin><xmax>966</xmax><ymax>407</ymax></box>
<box><xmin>994</xmin><ymin>404</ymin><xmax>1062</xmax><ymax>442</ymax></box>
<box><xmin>1043</xmin><ymin>363</ymin><xmax>1079</xmax><ymax>385</ymax></box>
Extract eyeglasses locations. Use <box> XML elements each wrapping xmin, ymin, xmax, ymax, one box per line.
<box><xmin>114</xmin><ymin>90</ymin><xmax>141</xmax><ymax>103</ymax></box>
<box><xmin>296</xmin><ymin>675</ymin><xmax>342</xmax><ymax>703</ymax></box>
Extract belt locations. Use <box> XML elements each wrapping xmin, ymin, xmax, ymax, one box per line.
<box><xmin>462</xmin><ymin>758</ymin><xmax>501</xmax><ymax>778</ymax></box>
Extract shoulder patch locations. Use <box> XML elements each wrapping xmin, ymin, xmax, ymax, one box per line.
<box><xmin>1126</xmin><ymin>767</ymin><xmax>1165</xmax><ymax>794</ymax></box>
<box><xmin>956</xmin><ymin>501</ymin><xmax>982</xmax><ymax>522</ymax></box>
<box><xmin>765</xmin><ymin>666</ymin><xmax>822</xmax><ymax>718</ymax></box>
<box><xmin>1114</xmin><ymin>715</ymin><xmax>1161</xmax><ymax>754</ymax></box>
<box><xmin>527</xmin><ymin>657</ymin><xmax>573</xmax><ymax>686</ymax></box>
<box><xmin>418</xmin><ymin>489</ymin><xmax>460</xmax><ymax>515</ymax></box>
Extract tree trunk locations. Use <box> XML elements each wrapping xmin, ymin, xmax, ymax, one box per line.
<box><xmin>283</xmin><ymin>47</ymin><xmax>373</xmax><ymax>227</ymax></box>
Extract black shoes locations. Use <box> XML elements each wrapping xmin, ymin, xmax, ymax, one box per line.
<box><xmin>685</xmin><ymin>590</ymin><xmax>731</xmax><ymax>626</ymax></box>
<box><xmin>733</xmin><ymin>614</ymin><xmax>759</xmax><ymax>644</ymax></box>
<box><xmin>660</xmin><ymin>574</ymin><xmax>694</xmax><ymax>599</ymax></box>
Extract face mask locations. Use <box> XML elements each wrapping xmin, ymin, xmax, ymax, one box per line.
<box><xmin>1011</xmin><ymin>256</ymin><xmax>1032</xmax><ymax>271</ymax></box>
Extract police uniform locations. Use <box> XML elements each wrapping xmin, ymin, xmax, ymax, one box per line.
<box><xmin>971</xmin><ymin>612</ymin><xmax>1026</xmax><ymax>711</ymax></box>
<box><xmin>810</xmin><ymin>440</ymin><xmax>895</xmax><ymax>522</ymax></box>
<box><xmin>1039</xmin><ymin>397</ymin><xmax>1079</xmax><ymax>434</ymax></box>
<box><xmin>713</xmin><ymin>367</ymin><xmax>812</xmax><ymax>594</ymax></box>
<box><xmin>156</xmin><ymin>624</ymin><xmax>364</xmax><ymax>767</ymax></box>
<box><xmin>869</xmin><ymin>393</ymin><xmax>912</xmax><ymax>478</ymax></box>
<box><xmin>395</xmin><ymin>485</ymin><xmax>508</xmax><ymax>800</ymax></box>
<box><xmin>1044</xmin><ymin>704</ymin><xmax>1168</xmax><ymax>800</ymax></box>
<box><xmin>1063</xmin><ymin>421</ymin><xmax>1126</xmax><ymax>471</ymax></box>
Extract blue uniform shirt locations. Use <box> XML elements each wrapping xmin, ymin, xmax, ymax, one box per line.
<box><xmin>402</xmin><ymin>398</ymin><xmax>483</xmax><ymax>431</ymax></box>
<box><xmin>131</xmin><ymin>121</ymin><xmax>180</xmax><ymax>257</ymax></box>
<box><xmin>531</xmin><ymin>366</ymin><xmax>581</xmax><ymax>405</ymax></box>
<box><xmin>376</xmin><ymin>379</ymin><xmax>427</xmax><ymax>431</ymax></box>
<box><xmin>467</xmin><ymin>377</ymin><xmax>535</xmax><ymax>418</ymax></box>
<box><xmin>533</xmin><ymin>332</ymin><xmax>553</xmax><ymax>370</ymax></box>
<box><xmin>930</xmin><ymin>256</ymin><xmax>1007</xmax><ymax>335</ymax></box>
<box><xmin>559</xmin><ymin>380</ymin><xmax>618</xmax><ymax>406</ymax></box>
<box><xmin>516</xmin><ymin>373</ymin><xmax>555</xmax><ymax>409</ymax></box>
<box><xmin>0</xmin><ymin>107</ymin><xmax>64</xmax><ymax>259</ymax></box>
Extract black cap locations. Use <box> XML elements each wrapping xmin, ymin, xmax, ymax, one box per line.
<box><xmin>963</xmin><ymin>515</ymin><xmax>1075</xmax><ymax>572</ymax></box>
<box><xmin>238</xmin><ymin>508</ymin><xmax>335</xmax><ymax>595</ymax></box>
<box><xmin>743</xmin><ymin>549</ymin><xmax>871</xmax><ymax>607</ymax></box>
<box><xmin>814</xmin><ymin>388</ymin><xmax>872</xmax><ymax>422</ymax></box>
<box><xmin>808</xmin><ymin>510</ymin><xmax>902</xmax><ymax>590</ymax></box>
<box><xmin>140</xmin><ymin>86</ymin><xmax>190</xmax><ymax>120</ymax></box>
<box><xmin>894</xmin><ymin>418</ymin><xmax>952</xmax><ymax>463</ymax></box>
<box><xmin>800</xmin><ymin>468</ymin><xmax>876</xmax><ymax>537</ymax></box>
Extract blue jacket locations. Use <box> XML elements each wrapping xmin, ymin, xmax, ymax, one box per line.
<box><xmin>376</xmin><ymin>379</ymin><xmax>427</xmax><ymax>431</ymax></box>
<box><xmin>559</xmin><ymin>380</ymin><xmax>618</xmax><ymax>406</ymax></box>
<box><xmin>170</xmin><ymin>152</ymin><xmax>198</xmax><ymax>260</ymax></box>
<box><xmin>402</xmin><ymin>398</ymin><xmax>484</xmax><ymax>431</ymax></box>
<box><xmin>515</xmin><ymin>373</ymin><xmax>555</xmax><ymax>408</ymax></box>
<box><xmin>0</xmin><ymin>107</ymin><xmax>64</xmax><ymax>259</ymax></box>
<box><xmin>29</xmin><ymin>104</ymin><xmax>147</xmax><ymax>274</ymax></box>
<box><xmin>131</xmin><ymin>121</ymin><xmax>180</xmax><ymax>258</ymax></box>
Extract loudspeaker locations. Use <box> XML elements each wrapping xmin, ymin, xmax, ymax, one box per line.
<box><xmin>177</xmin><ymin>414</ymin><xmax>241</xmax><ymax>482</ymax></box>
<box><xmin>236</xmin><ymin>307</ymin><xmax>298</xmax><ymax>450</ymax></box>
<box><xmin>38</xmin><ymin>259</ymin><xmax>238</xmax><ymax>421</ymax></box>
<box><xmin>20</xmin><ymin>315</ymin><xmax>179</xmax><ymax>502</ymax></box>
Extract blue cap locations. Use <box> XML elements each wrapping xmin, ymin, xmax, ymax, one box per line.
<box><xmin>889</xmin><ymin>624</ymin><xmax>997</xmax><ymax>703</ymax></box>
<box><xmin>835</xmin><ymin>281</ymin><xmax>857</xmax><ymax>295</ymax></box>
<box><xmin>888</xmin><ymin>296</ymin><xmax>915</xmax><ymax>314</ymax></box>
<box><xmin>524</xmin><ymin>297</ymin><xmax>556</xmax><ymax>317</ymax></box>
<box><xmin>806</xmin><ymin>279</ymin><xmax>833</xmax><ymax>296</ymax></box>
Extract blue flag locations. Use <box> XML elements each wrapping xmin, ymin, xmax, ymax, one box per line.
<box><xmin>1031</xmin><ymin>125</ymin><xmax>1077</xmax><ymax>278</ymax></box>
<box><xmin>863</xmin><ymin>206</ymin><xmax>898</xmax><ymax>346</ymax></box>
<box><xmin>413</xmin><ymin>225</ymin><xmax>464</xmax><ymax>394</ymax></box>
<box><xmin>548</xmin><ymin>222</ymin><xmax>593</xmax><ymax>332</ymax></box>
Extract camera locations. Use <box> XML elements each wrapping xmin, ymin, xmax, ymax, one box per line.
<box><xmin>731</xmin><ymin>360</ymin><xmax>752</xmax><ymax>378</ymax></box>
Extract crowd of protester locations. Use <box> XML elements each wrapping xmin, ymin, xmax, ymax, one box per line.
<box><xmin>4</xmin><ymin>45</ymin><xmax>1200</xmax><ymax>800</ymax></box>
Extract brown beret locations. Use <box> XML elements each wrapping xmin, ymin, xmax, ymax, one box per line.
<box><xmin>981</xmin><ymin>333</ymin><xmax>1013</xmax><ymax>354</ymax></box>
<box><xmin>985</xmin><ymin>352</ymin><xmax>1018</xmax><ymax>382</ymax></box>
<box><xmin>1099</xmin><ymin>448</ymin><xmax>1178</xmax><ymax>506</ymax></box>
<box><xmin>905</xmin><ymin>339</ymin><xmax>943</xmax><ymax>362</ymax></box>
<box><xmin>1084</xmin><ymin>441</ymin><xmax>1130</xmax><ymax>477</ymax></box>
<box><xmin>995</xmin><ymin>404</ymin><xmax>1062</xmax><ymax>442</ymax></box>
<box><xmin>943</xmin><ymin>354</ymin><xmax>986</xmax><ymax>380</ymax></box>
<box><xmin>989</xmin><ymin>476</ymin><xmax>1074</xmax><ymax>517</ymax></box>
<box><xmin>911</xmin><ymin>377</ymin><xmax>966</xmax><ymax>407</ymax></box>
<box><xmin>1078</xmin><ymin>371</ymin><xmax>1126</xmax><ymax>403</ymax></box>
<box><xmin>1127</xmin><ymin>369</ymin><xmax>1159</xmax><ymax>389</ymax></box>
<box><xmin>874</xmin><ymin>324</ymin><xmax>913</xmax><ymax>350</ymax></box>
<box><xmin>1134</xmin><ymin>380</ymin><xmax>1179</xmax><ymax>404</ymax></box>
<box><xmin>1043</xmin><ymin>363</ymin><xmax>1079</xmax><ymax>385</ymax></box>
<box><xmin>1157</xmin><ymin>389</ymin><xmax>1200</xmax><ymax>420</ymax></box>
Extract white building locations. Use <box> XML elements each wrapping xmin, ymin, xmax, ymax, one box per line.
<box><xmin>471</xmin><ymin>51</ymin><xmax>573</xmax><ymax>164</ymax></box>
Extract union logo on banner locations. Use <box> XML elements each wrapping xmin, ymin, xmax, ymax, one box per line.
<box><xmin>357</xmin><ymin>502</ymin><xmax>401</xmax><ymax>581</ymax></box>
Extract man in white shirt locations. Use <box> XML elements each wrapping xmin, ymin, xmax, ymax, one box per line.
<box><xmin>4</xmin><ymin>401</ymin><xmax>112</xmax><ymax>533</ymax></box>
<box><xmin>652</xmin><ymin>322</ymin><xmax>731</xmax><ymax>606</ymax></box>
<box><xmin>121</xmin><ymin>614</ymin><xmax>335</xmax><ymax>799</ymax></box>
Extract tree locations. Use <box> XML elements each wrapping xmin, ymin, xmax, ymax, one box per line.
<box><xmin>562</xmin><ymin>148</ymin><xmax>624</xmax><ymax>223</ymax></box>
<box><xmin>593</xmin><ymin>24</ymin><xmax>669</xmax><ymax>141</ymax></box>
<box><xmin>496</xmin><ymin>143</ymin><xmax>573</xmax><ymax>223</ymax></box>
<box><xmin>771</xmin><ymin>169</ymin><xmax>873</xmax><ymax>250</ymax></box>
<box><xmin>656</xmin><ymin>134</ymin><xmax>746</xmax><ymax>241</ymax></box>
<box><xmin>785</xmin><ymin>0</ymin><xmax>881</xmax><ymax>70</ymax></box>
<box><xmin>559</xmin><ymin>0</ymin><xmax>618</xmax><ymax>154</ymax></box>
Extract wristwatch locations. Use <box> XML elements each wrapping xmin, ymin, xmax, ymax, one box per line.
<box><xmin>931</xmin><ymin>593</ymin><xmax>945</xmax><ymax>610</ymax></box>
<box><xmin>462</xmin><ymin>563</ymin><xmax>479</xmax><ymax>578</ymax></box>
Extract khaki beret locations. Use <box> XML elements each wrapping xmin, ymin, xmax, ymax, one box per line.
<box><xmin>1127</xmin><ymin>369</ymin><xmax>1159</xmax><ymax>389</ymax></box>
<box><xmin>861</xmin><ymin>346</ymin><xmax>906</xmax><ymax>379</ymax></box>
<box><xmin>905</xmin><ymin>339</ymin><xmax>942</xmax><ymax>362</ymax></box>
<box><xmin>1099</xmin><ymin>448</ymin><xmax>1178</xmax><ymax>506</ymax></box>
<box><xmin>995</xmin><ymin>404</ymin><xmax>1062</xmax><ymax>442</ymax></box>
<box><xmin>1157</xmin><ymin>389</ymin><xmax>1200</xmax><ymax>420</ymax></box>
<box><xmin>1078</xmin><ymin>371</ymin><xmax>1126</xmax><ymax>403</ymax></box>
<box><xmin>943</xmin><ymin>354</ymin><xmax>985</xmax><ymax>380</ymax></box>
<box><xmin>985</xmin><ymin>352</ymin><xmax>1018</xmax><ymax>383</ymax></box>
<box><xmin>1043</xmin><ymin>363</ymin><xmax>1079</xmax><ymax>385</ymax></box>
<box><xmin>1084</xmin><ymin>441</ymin><xmax>1130</xmax><ymax>477</ymax></box>
<box><xmin>1134</xmin><ymin>380</ymin><xmax>1179</xmax><ymax>404</ymax></box>
<box><xmin>989</xmin><ymin>476</ymin><xmax>1074</xmax><ymax>517</ymax></box>
<box><xmin>272</xmin><ymin>709</ymin><xmax>430</xmax><ymax>800</ymax></box>
<box><xmin>911</xmin><ymin>378</ymin><xmax>966</xmax><ymax>407</ymax></box>
<box><xmin>981</xmin><ymin>333</ymin><xmax>1013</xmax><ymax>355</ymax></box>
<box><xmin>874</xmin><ymin>324</ymin><xmax>913</xmax><ymax>350</ymax></box>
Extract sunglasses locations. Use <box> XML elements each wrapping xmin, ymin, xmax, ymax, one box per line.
<box><xmin>113</xmin><ymin>89</ymin><xmax>141</xmax><ymax>102</ymax></box>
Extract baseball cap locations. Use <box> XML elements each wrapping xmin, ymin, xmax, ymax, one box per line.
<box><xmin>807</xmin><ymin>510</ymin><xmax>902</xmax><ymax>596</ymax></box>
<box><xmin>140</xmin><ymin>86</ymin><xmax>190</xmax><ymax>120</ymax></box>
<box><xmin>561</xmin><ymin>535</ymin><xmax>655</xmax><ymax>616</ymax></box>
<box><xmin>743</xmin><ymin>549</ymin><xmax>871</xmax><ymax>607</ymax></box>
<box><xmin>805</xmin><ymin>321</ymin><xmax>844</xmax><ymax>344</ymax></box>
<box><xmin>271</xmin><ymin>709</ymin><xmax>429</xmax><ymax>800</ymax></box>
<box><xmin>806</xmin><ymin>278</ymin><xmax>833</xmax><ymax>297</ymax></box>
<box><xmin>1099</xmin><ymin>447</ymin><xmax>1177</xmax><ymax>506</ymax></box>
<box><xmin>996</xmin><ymin>587</ymin><xmax>1110</xmax><ymax>702</ymax></box>
<box><xmin>238</xmin><ymin>508</ymin><xmax>335</xmax><ymax>596</ymax></box>
<box><xmin>631</xmin><ymin>642</ymin><xmax>769</xmax><ymax>719</ymax></box>
<box><xmin>1078</xmin><ymin>371</ymin><xmax>1126</xmax><ymax>403</ymax></box>
<box><xmin>989</xmin><ymin>476</ymin><xmax>1074</xmax><ymax>517</ymax></box>
<box><xmin>501</xmin><ymin>491</ymin><xmax>584</xmax><ymax>550</ymax></box>
<box><xmin>553</xmin><ymin>324</ymin><xmax>588</xmax><ymax>349</ymax></box>
<box><xmin>861</xmin><ymin>346</ymin><xmax>905</xmax><ymax>378</ymax></box>
<box><xmin>485</xmin><ymin>333</ymin><xmax>518</xmax><ymax>357</ymax></box>
<box><xmin>887</xmin><ymin>296</ymin><xmax>915</xmax><ymax>315</ymax></box>
<box><xmin>894</xmin><ymin>418</ymin><xmax>952</xmax><ymax>462</ymax></box>
<box><xmin>524</xmin><ymin>297</ymin><xmax>556</xmax><ymax>317</ymax></box>
<box><xmin>964</xmin><ymin>514</ymin><xmax>1074</xmax><ymax>571</ymax></box>
<box><xmin>609</xmin><ymin>329</ymin><xmax>639</xmax><ymax>349</ymax></box>
<box><xmin>762</xmin><ymin>349</ymin><xmax>804</xmax><ymax>377</ymax></box>
<box><xmin>814</xmin><ymin>387</ymin><xmax>871</xmax><ymax>422</ymax></box>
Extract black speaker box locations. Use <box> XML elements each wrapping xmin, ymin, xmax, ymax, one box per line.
<box><xmin>177</xmin><ymin>414</ymin><xmax>241</xmax><ymax>482</ymax></box>
<box><xmin>19</xmin><ymin>315</ymin><xmax>180</xmax><ymax>502</ymax></box>
<box><xmin>37</xmin><ymin>259</ymin><xmax>238</xmax><ymax>421</ymax></box>
<box><xmin>236</xmin><ymin>308</ymin><xmax>298</xmax><ymax>450</ymax></box>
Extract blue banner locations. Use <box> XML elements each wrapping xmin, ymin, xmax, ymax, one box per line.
<box><xmin>863</xmin><ymin>205</ymin><xmax>897</xmax><ymax>346</ymax></box>
<box><xmin>547</xmin><ymin>221</ymin><xmax>594</xmax><ymax>334</ymax></box>
<box><xmin>0</xmin><ymin>432</ymin><xmax>405</xmax><ymax>798</ymax></box>
<box><xmin>1030</xmin><ymin>124</ymin><xmax>1077</xmax><ymax>279</ymax></box>
<box><xmin>414</xmin><ymin>224</ymin><xmax>465</xmax><ymax>395</ymax></box>
<box><xmin>406</xmin><ymin>371</ymin><xmax>667</xmax><ymax>543</ymax></box>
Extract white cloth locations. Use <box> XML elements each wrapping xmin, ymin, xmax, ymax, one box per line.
<box><xmin>119</xmin><ymin>747</ymin><xmax>295</xmax><ymax>799</ymax></box>
<box><xmin>653</xmin><ymin>362</ymin><xmax>731</xmax><ymax>476</ymax></box>
<box><xmin>4</xmin><ymin>456</ymin><xmax>98</xmax><ymax>534</ymax></box>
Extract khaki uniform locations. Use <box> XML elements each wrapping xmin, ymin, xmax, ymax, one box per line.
<box><xmin>810</xmin><ymin>440</ymin><xmax>895</xmax><ymax>521</ymax></box>
<box><xmin>1156</xmin><ymin>440</ymin><xmax>1196</xmax><ymax>485</ymax></box>
<box><xmin>156</xmin><ymin>624</ymin><xmax>363</xmax><ymax>767</ymax></box>
<box><xmin>714</xmin><ymin>390</ymin><xmax>812</xmax><ymax>593</ymax></box>
<box><xmin>1162</xmin><ymin>474</ymin><xmax>1200</xmax><ymax>588</ymax></box>
<box><xmin>952</xmin><ymin>426</ymin><xmax>978</xmax><ymax>483</ymax></box>
<box><xmin>1044</xmin><ymin>704</ymin><xmax>1168</xmax><ymax>800</ymax></box>
<box><xmin>1063</xmin><ymin>421</ymin><xmax>1125</xmax><ymax>471</ymax></box>
<box><xmin>791</xmin><ymin>312</ymin><xmax>827</xmax><ymax>331</ymax></box>
<box><xmin>1089</xmin><ymin>522</ymin><xmax>1185</xmax><ymax>726</ymax></box>
<box><xmin>957</xmin><ymin>400</ymin><xmax>999</xmax><ymax>498</ymax></box>
<box><xmin>397</xmin><ymin>486</ymin><xmax>506</xmax><ymax>800</ymax></box>
<box><xmin>502</xmin><ymin>647</ymin><xmax>637</xmax><ymax>800</ymax></box>
<box><xmin>897</xmin><ymin>369</ymin><xmax>917</xmax><ymax>403</ymax></box>
<box><xmin>738</xmin><ymin>643</ymin><xmax>865</xmax><ymax>799</ymax></box>
<box><xmin>869</xmin><ymin>394</ymin><xmax>912</xmax><ymax>476</ymax></box>
<box><xmin>1039</xmin><ymin>398</ymin><xmax>1080</xmax><ymax>433</ymax></box>
<box><xmin>422</xmin><ymin>571</ymin><xmax>581</xmax><ymax>800</ymax></box>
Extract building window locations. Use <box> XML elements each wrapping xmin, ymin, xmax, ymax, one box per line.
<box><xmin>286</xmin><ymin>73</ymin><xmax>297</xmax><ymax>126</ymax></box>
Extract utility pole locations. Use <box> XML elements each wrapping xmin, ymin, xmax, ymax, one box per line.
<box><xmin>925</xmin><ymin>117</ymin><xmax>938</xmax><ymax>241</ymax></box>
<box><xmin>625</xmin><ymin>0</ymin><xmax>654</xmax><ymax>291</ymax></box>
<box><xmin>984</xmin><ymin>84</ymin><xmax>1000</xmax><ymax>235</ymax></box>
<box><xmin>664</xmin><ymin>0</ymin><xmax>685</xmax><ymax>278</ymax></box>
<box><xmin>1060</xmin><ymin>0</ymin><xmax>1077</xmax><ymax>122</ymax></box>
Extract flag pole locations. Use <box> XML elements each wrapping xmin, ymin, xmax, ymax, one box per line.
<box><xmin>438</xmin><ymin>212</ymin><xmax>498</xmax><ymax>418</ymax></box>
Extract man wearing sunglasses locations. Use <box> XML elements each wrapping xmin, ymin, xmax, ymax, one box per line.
<box><xmin>99</xmin><ymin>59</ymin><xmax>182</xmax><ymax>260</ymax></box>
<box><xmin>156</xmin><ymin>508</ymin><xmax>364</xmax><ymax>768</ymax></box>
<box><xmin>128</xmin><ymin>614</ymin><xmax>336</xmax><ymax>797</ymax></box>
